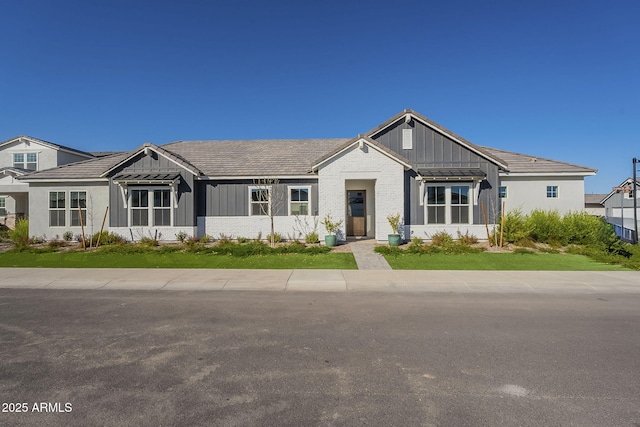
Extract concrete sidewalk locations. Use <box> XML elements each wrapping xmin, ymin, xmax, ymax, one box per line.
<box><xmin>0</xmin><ymin>268</ymin><xmax>639</xmax><ymax>293</ymax></box>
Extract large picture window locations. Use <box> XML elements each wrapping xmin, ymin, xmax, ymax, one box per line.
<box><xmin>425</xmin><ymin>184</ymin><xmax>472</xmax><ymax>225</ymax></box>
<box><xmin>49</xmin><ymin>191</ymin><xmax>66</xmax><ymax>227</ymax></box>
<box><xmin>289</xmin><ymin>187</ymin><xmax>310</xmax><ymax>215</ymax></box>
<box><xmin>70</xmin><ymin>191</ymin><xmax>87</xmax><ymax>227</ymax></box>
<box><xmin>130</xmin><ymin>188</ymin><xmax>172</xmax><ymax>227</ymax></box>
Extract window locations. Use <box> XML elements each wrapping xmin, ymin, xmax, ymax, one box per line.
<box><xmin>131</xmin><ymin>189</ymin><xmax>149</xmax><ymax>226</ymax></box>
<box><xmin>130</xmin><ymin>188</ymin><xmax>172</xmax><ymax>226</ymax></box>
<box><xmin>0</xmin><ymin>197</ymin><xmax>5</xmax><ymax>215</ymax></box>
<box><xmin>49</xmin><ymin>191</ymin><xmax>65</xmax><ymax>227</ymax></box>
<box><xmin>153</xmin><ymin>189</ymin><xmax>171</xmax><ymax>226</ymax></box>
<box><xmin>546</xmin><ymin>186</ymin><xmax>558</xmax><ymax>198</ymax></box>
<box><xmin>70</xmin><ymin>191</ymin><xmax>87</xmax><ymax>226</ymax></box>
<box><xmin>426</xmin><ymin>184</ymin><xmax>472</xmax><ymax>224</ymax></box>
<box><xmin>451</xmin><ymin>186</ymin><xmax>470</xmax><ymax>224</ymax></box>
<box><xmin>13</xmin><ymin>153</ymin><xmax>38</xmax><ymax>170</ymax></box>
<box><xmin>426</xmin><ymin>186</ymin><xmax>446</xmax><ymax>224</ymax></box>
<box><xmin>498</xmin><ymin>186</ymin><xmax>507</xmax><ymax>198</ymax></box>
<box><xmin>289</xmin><ymin>187</ymin><xmax>310</xmax><ymax>215</ymax></box>
<box><xmin>250</xmin><ymin>187</ymin><xmax>270</xmax><ymax>216</ymax></box>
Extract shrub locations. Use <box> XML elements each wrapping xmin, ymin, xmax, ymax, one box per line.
<box><xmin>91</xmin><ymin>231</ymin><xmax>126</xmax><ymax>246</ymax></box>
<box><xmin>175</xmin><ymin>231</ymin><xmax>188</xmax><ymax>243</ymax></box>
<box><xmin>237</xmin><ymin>237</ymin><xmax>250</xmax><ymax>244</ymax></box>
<box><xmin>374</xmin><ymin>245</ymin><xmax>404</xmax><ymax>256</ymax></box>
<box><xmin>0</xmin><ymin>225</ymin><xmax>9</xmax><ymax>241</ymax></box>
<box><xmin>526</xmin><ymin>209</ymin><xmax>565</xmax><ymax>246</ymax></box>
<box><xmin>63</xmin><ymin>231</ymin><xmax>74</xmax><ymax>241</ymax></box>
<box><xmin>266</xmin><ymin>232</ymin><xmax>282</xmax><ymax>244</ymax></box>
<box><xmin>305</xmin><ymin>232</ymin><xmax>319</xmax><ymax>244</ymax></box>
<box><xmin>218</xmin><ymin>234</ymin><xmax>232</xmax><ymax>244</ymax></box>
<box><xmin>429</xmin><ymin>231</ymin><xmax>453</xmax><ymax>247</ymax></box>
<box><xmin>8</xmin><ymin>219</ymin><xmax>30</xmax><ymax>248</ymax></box>
<box><xmin>457</xmin><ymin>231</ymin><xmax>478</xmax><ymax>245</ymax></box>
<box><xmin>199</xmin><ymin>234</ymin><xmax>212</xmax><ymax>244</ymax></box>
<box><xmin>498</xmin><ymin>209</ymin><xmax>529</xmax><ymax>244</ymax></box>
<box><xmin>47</xmin><ymin>240</ymin><xmax>67</xmax><ymax>250</ymax></box>
<box><xmin>138</xmin><ymin>236</ymin><xmax>159</xmax><ymax>247</ymax></box>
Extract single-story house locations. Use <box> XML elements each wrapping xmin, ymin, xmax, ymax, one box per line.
<box><xmin>19</xmin><ymin>110</ymin><xmax>597</xmax><ymax>242</ymax></box>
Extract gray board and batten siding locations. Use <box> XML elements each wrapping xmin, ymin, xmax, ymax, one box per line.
<box><xmin>371</xmin><ymin>118</ymin><xmax>501</xmax><ymax>225</ymax></box>
<box><xmin>197</xmin><ymin>179</ymin><xmax>319</xmax><ymax>217</ymax></box>
<box><xmin>108</xmin><ymin>151</ymin><xmax>196</xmax><ymax>227</ymax></box>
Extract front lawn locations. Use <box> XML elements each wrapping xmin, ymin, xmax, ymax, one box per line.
<box><xmin>382</xmin><ymin>252</ymin><xmax>629</xmax><ymax>271</ymax></box>
<box><xmin>0</xmin><ymin>251</ymin><xmax>358</xmax><ymax>269</ymax></box>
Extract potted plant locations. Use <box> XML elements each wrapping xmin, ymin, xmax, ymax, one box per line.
<box><xmin>321</xmin><ymin>213</ymin><xmax>343</xmax><ymax>247</ymax></box>
<box><xmin>387</xmin><ymin>212</ymin><xmax>402</xmax><ymax>246</ymax></box>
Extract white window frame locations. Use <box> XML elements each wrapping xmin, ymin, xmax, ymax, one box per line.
<box><xmin>152</xmin><ymin>189</ymin><xmax>172</xmax><ymax>226</ymax></box>
<box><xmin>13</xmin><ymin>152</ymin><xmax>38</xmax><ymax>170</ymax></box>
<box><xmin>546</xmin><ymin>185</ymin><xmax>559</xmax><ymax>198</ymax></box>
<box><xmin>0</xmin><ymin>197</ymin><xmax>6</xmax><ymax>215</ymax></box>
<box><xmin>70</xmin><ymin>190</ymin><xmax>87</xmax><ymax>227</ymax></box>
<box><xmin>425</xmin><ymin>184</ymin><xmax>473</xmax><ymax>225</ymax></box>
<box><xmin>498</xmin><ymin>186</ymin><xmax>508</xmax><ymax>199</ymax></box>
<box><xmin>128</xmin><ymin>187</ymin><xmax>173</xmax><ymax>227</ymax></box>
<box><xmin>288</xmin><ymin>186</ymin><xmax>311</xmax><ymax>216</ymax></box>
<box><xmin>249</xmin><ymin>186</ymin><xmax>271</xmax><ymax>216</ymax></box>
<box><xmin>49</xmin><ymin>191</ymin><xmax>66</xmax><ymax>227</ymax></box>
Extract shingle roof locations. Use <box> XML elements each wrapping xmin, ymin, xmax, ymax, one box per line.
<box><xmin>162</xmin><ymin>138</ymin><xmax>351</xmax><ymax>176</ymax></box>
<box><xmin>480</xmin><ymin>147</ymin><xmax>597</xmax><ymax>174</ymax></box>
<box><xmin>0</xmin><ymin>135</ymin><xmax>95</xmax><ymax>158</ymax></box>
<box><xmin>19</xmin><ymin>152</ymin><xmax>131</xmax><ymax>180</ymax></box>
<box><xmin>585</xmin><ymin>194</ymin><xmax>607</xmax><ymax>205</ymax></box>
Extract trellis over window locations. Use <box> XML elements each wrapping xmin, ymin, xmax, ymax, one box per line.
<box><xmin>112</xmin><ymin>173</ymin><xmax>181</xmax><ymax>209</ymax></box>
<box><xmin>416</xmin><ymin>169</ymin><xmax>485</xmax><ymax>225</ymax></box>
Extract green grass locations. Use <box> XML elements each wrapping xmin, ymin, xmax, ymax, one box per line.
<box><xmin>0</xmin><ymin>251</ymin><xmax>358</xmax><ymax>269</ymax></box>
<box><xmin>382</xmin><ymin>252</ymin><xmax>629</xmax><ymax>271</ymax></box>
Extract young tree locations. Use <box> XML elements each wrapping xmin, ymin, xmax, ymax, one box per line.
<box><xmin>252</xmin><ymin>177</ymin><xmax>285</xmax><ymax>247</ymax></box>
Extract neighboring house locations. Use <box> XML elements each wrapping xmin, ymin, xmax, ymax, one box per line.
<box><xmin>18</xmin><ymin>110</ymin><xmax>597</xmax><ymax>242</ymax></box>
<box><xmin>601</xmin><ymin>178</ymin><xmax>640</xmax><ymax>242</ymax></box>
<box><xmin>0</xmin><ymin>136</ymin><xmax>95</xmax><ymax>228</ymax></box>
<box><xmin>584</xmin><ymin>194</ymin><xmax>607</xmax><ymax>216</ymax></box>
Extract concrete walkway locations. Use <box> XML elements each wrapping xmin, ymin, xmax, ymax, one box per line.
<box><xmin>0</xmin><ymin>268</ymin><xmax>639</xmax><ymax>293</ymax></box>
<box><xmin>348</xmin><ymin>239</ymin><xmax>392</xmax><ymax>270</ymax></box>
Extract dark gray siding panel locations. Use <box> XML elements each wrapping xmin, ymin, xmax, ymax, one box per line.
<box><xmin>108</xmin><ymin>152</ymin><xmax>196</xmax><ymax>227</ymax></box>
<box><xmin>373</xmin><ymin>119</ymin><xmax>501</xmax><ymax>225</ymax></box>
<box><xmin>197</xmin><ymin>179</ymin><xmax>319</xmax><ymax>217</ymax></box>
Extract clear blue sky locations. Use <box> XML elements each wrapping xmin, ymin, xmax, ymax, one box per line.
<box><xmin>1</xmin><ymin>0</ymin><xmax>638</xmax><ymax>194</ymax></box>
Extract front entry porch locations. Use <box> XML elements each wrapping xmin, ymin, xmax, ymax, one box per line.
<box><xmin>345</xmin><ymin>180</ymin><xmax>375</xmax><ymax>239</ymax></box>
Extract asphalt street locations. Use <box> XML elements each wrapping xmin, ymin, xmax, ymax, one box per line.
<box><xmin>1</xmin><ymin>288</ymin><xmax>639</xmax><ymax>426</ymax></box>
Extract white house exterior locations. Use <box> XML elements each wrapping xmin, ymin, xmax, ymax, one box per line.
<box><xmin>0</xmin><ymin>136</ymin><xmax>95</xmax><ymax>229</ymax></box>
<box><xmin>17</xmin><ymin>110</ymin><xmax>597</xmax><ymax>243</ymax></box>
